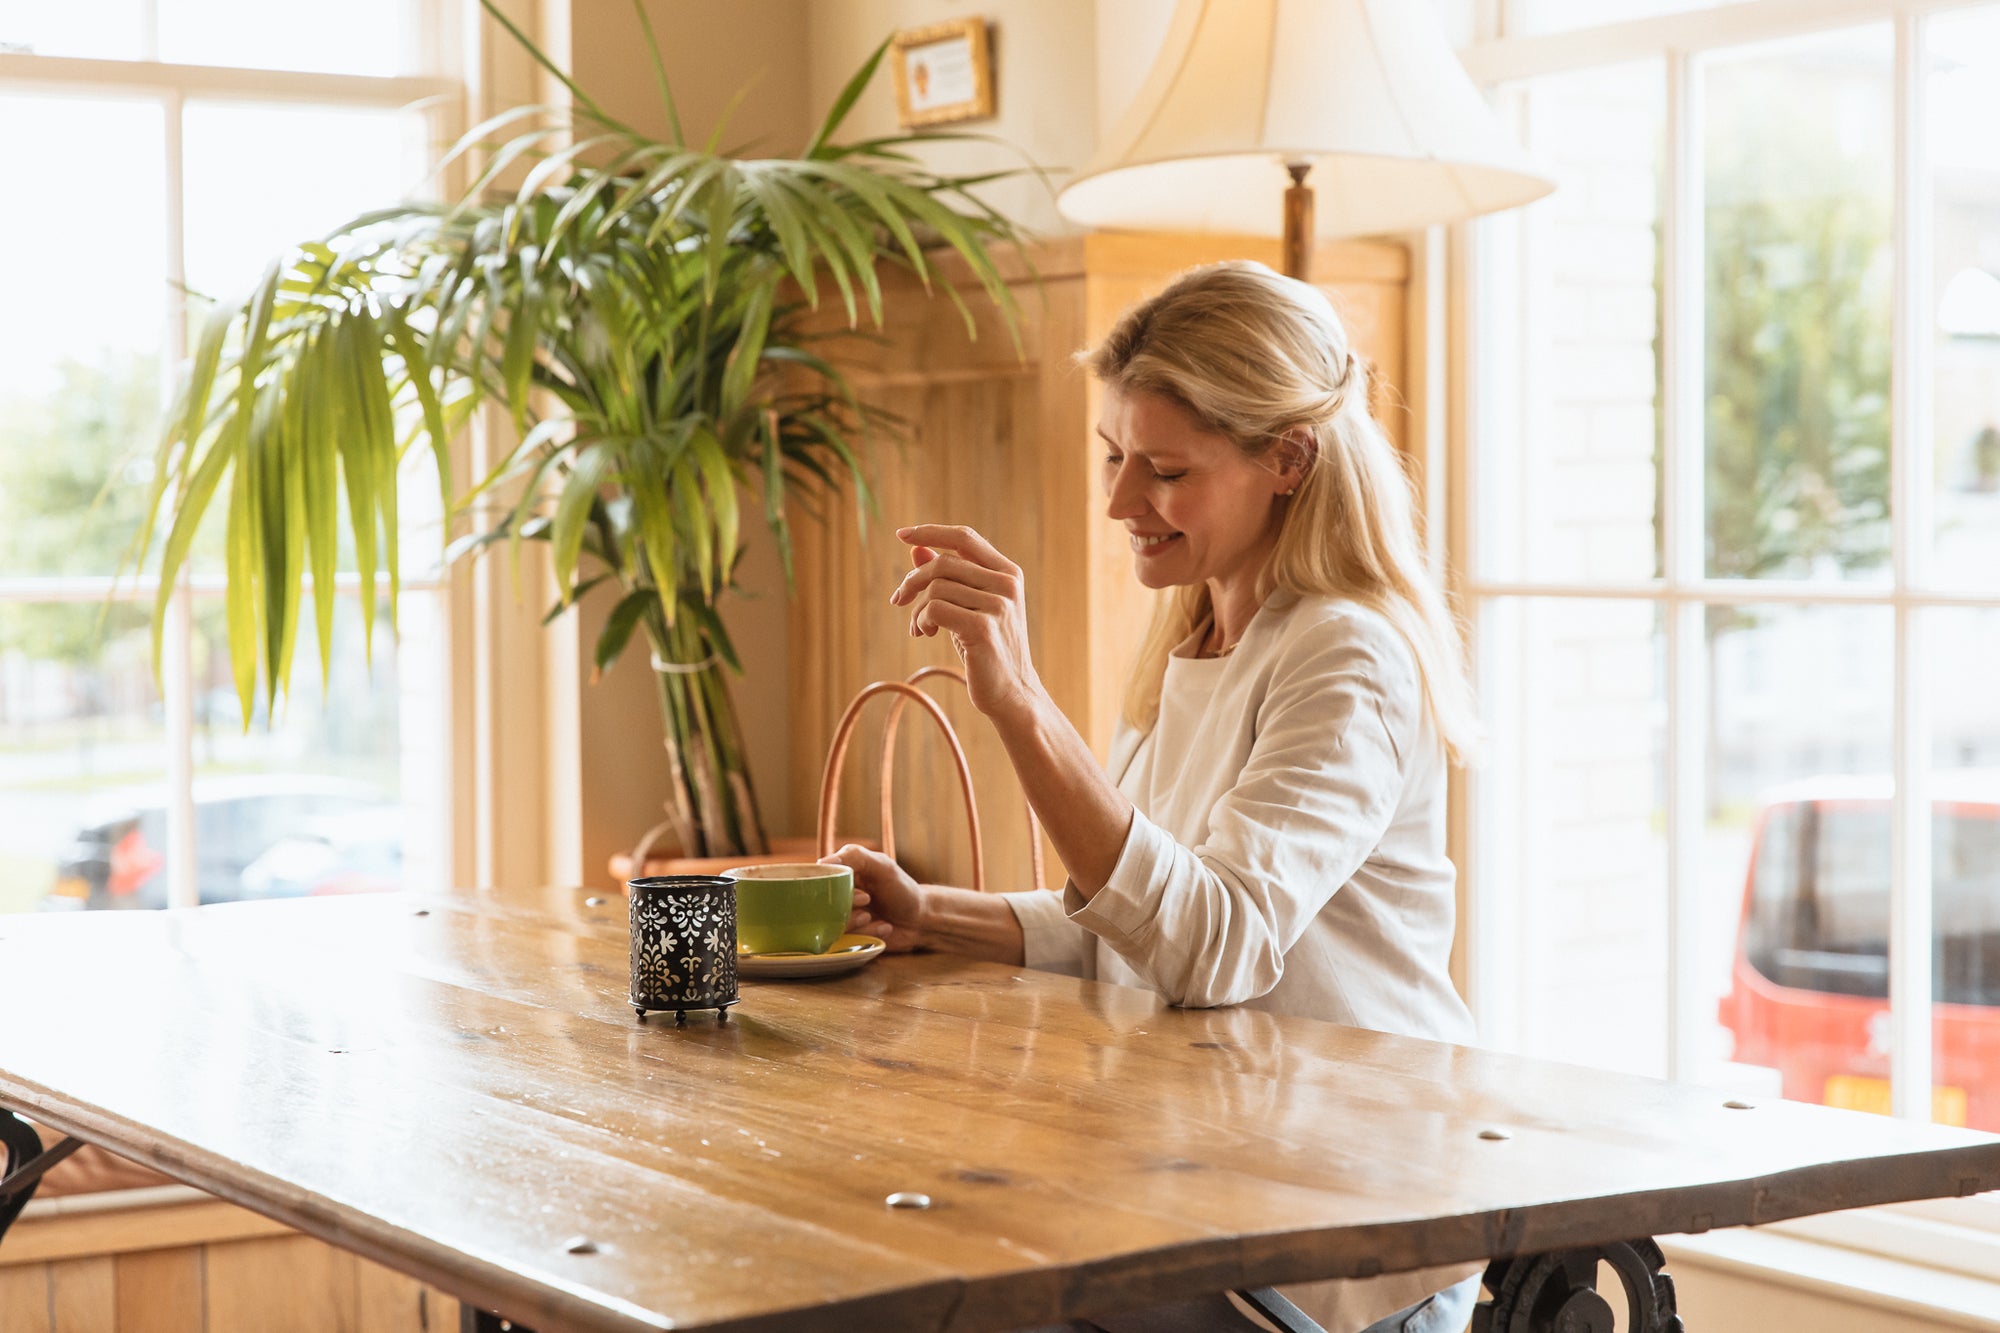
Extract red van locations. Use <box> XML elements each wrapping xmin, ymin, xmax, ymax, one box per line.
<box><xmin>1717</xmin><ymin>772</ymin><xmax>2000</xmax><ymax>1130</ymax></box>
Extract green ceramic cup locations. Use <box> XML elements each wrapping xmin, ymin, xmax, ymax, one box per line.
<box><xmin>725</xmin><ymin>862</ymin><xmax>855</xmax><ymax>956</ymax></box>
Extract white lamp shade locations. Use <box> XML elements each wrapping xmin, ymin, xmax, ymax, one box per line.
<box><xmin>1060</xmin><ymin>0</ymin><xmax>1555</xmax><ymax>239</ymax></box>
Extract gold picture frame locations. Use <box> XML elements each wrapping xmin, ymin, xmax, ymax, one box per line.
<box><xmin>889</xmin><ymin>19</ymin><xmax>994</xmax><ymax>129</ymax></box>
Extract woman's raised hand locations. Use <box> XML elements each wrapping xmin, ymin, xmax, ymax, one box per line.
<box><xmin>889</xmin><ymin>524</ymin><xmax>1043</xmax><ymax>721</ymax></box>
<box><xmin>820</xmin><ymin>844</ymin><xmax>928</xmax><ymax>952</ymax></box>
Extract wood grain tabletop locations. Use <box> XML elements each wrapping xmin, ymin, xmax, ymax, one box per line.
<box><xmin>2</xmin><ymin>884</ymin><xmax>1997</xmax><ymax>1332</ymax></box>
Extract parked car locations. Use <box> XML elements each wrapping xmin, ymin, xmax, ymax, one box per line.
<box><xmin>44</xmin><ymin>776</ymin><xmax>399</xmax><ymax>911</ymax></box>
<box><xmin>1717</xmin><ymin>772</ymin><xmax>2000</xmax><ymax>1131</ymax></box>
<box><xmin>238</xmin><ymin>805</ymin><xmax>403</xmax><ymax>899</ymax></box>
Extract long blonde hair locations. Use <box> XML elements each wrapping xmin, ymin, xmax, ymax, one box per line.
<box><xmin>1088</xmin><ymin>261</ymin><xmax>1477</xmax><ymax>764</ymax></box>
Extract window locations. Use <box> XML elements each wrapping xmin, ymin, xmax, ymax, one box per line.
<box><xmin>1458</xmin><ymin>0</ymin><xmax>2000</xmax><ymax>1273</ymax></box>
<box><xmin>0</xmin><ymin>5</ymin><xmax>456</xmax><ymax>915</ymax></box>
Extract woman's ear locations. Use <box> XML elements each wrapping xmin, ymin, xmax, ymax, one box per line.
<box><xmin>1273</xmin><ymin>428</ymin><xmax>1317</xmax><ymax>495</ymax></box>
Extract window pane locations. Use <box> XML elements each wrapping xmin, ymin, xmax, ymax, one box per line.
<box><xmin>1485</xmin><ymin>597</ymin><xmax>1667</xmax><ymax>1076</ymax></box>
<box><xmin>181</xmin><ymin>98</ymin><xmax>440</xmax><ymax>578</ymax></box>
<box><xmin>0</xmin><ymin>0</ymin><xmax>146</xmax><ymax>60</ymax></box>
<box><xmin>1710</xmin><ymin>604</ymin><xmax>1894</xmax><ymax>1110</ymax></box>
<box><xmin>1931</xmin><ymin>607</ymin><xmax>2000</xmax><ymax>1131</ymax></box>
<box><xmin>1929</xmin><ymin>6</ymin><xmax>2000</xmax><ymax>592</ymax></box>
<box><xmin>0</xmin><ymin>95</ymin><xmax>166</xmax><ymax>579</ymax></box>
<box><xmin>185</xmin><ymin>592</ymin><xmax>447</xmax><ymax>902</ymax></box>
<box><xmin>1484</xmin><ymin>63</ymin><xmax>1663</xmax><ymax>585</ymax></box>
<box><xmin>1704</xmin><ymin>27</ymin><xmax>1894</xmax><ymax>584</ymax></box>
<box><xmin>181</xmin><ymin>99</ymin><xmax>431</xmax><ymax>308</ymax></box>
<box><xmin>0</xmin><ymin>600</ymin><xmax>164</xmax><ymax>913</ymax></box>
<box><xmin>158</xmin><ymin>0</ymin><xmax>421</xmax><ymax>77</ymax></box>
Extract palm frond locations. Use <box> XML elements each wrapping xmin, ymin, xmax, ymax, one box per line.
<box><xmin>134</xmin><ymin>0</ymin><xmax>1038</xmax><ymax>857</ymax></box>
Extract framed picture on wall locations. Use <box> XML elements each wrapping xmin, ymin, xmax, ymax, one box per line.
<box><xmin>889</xmin><ymin>19</ymin><xmax>994</xmax><ymax>128</ymax></box>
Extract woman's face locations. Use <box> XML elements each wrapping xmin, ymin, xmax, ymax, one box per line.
<box><xmin>1097</xmin><ymin>385</ymin><xmax>1295</xmax><ymax>594</ymax></box>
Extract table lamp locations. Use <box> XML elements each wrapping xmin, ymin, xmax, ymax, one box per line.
<box><xmin>1058</xmin><ymin>0</ymin><xmax>1555</xmax><ymax>279</ymax></box>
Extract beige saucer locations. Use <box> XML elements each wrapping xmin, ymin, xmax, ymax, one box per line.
<box><xmin>735</xmin><ymin>933</ymin><xmax>886</xmax><ymax>979</ymax></box>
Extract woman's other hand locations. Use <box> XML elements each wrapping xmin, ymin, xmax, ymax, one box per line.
<box><xmin>820</xmin><ymin>844</ymin><xmax>928</xmax><ymax>952</ymax></box>
<box><xmin>889</xmin><ymin>524</ymin><xmax>1043</xmax><ymax>721</ymax></box>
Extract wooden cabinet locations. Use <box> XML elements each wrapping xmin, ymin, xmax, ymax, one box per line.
<box><xmin>790</xmin><ymin>232</ymin><xmax>1411</xmax><ymax>893</ymax></box>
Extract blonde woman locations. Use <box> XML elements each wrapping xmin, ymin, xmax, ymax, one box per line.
<box><xmin>823</xmin><ymin>262</ymin><xmax>1480</xmax><ymax>1333</ymax></box>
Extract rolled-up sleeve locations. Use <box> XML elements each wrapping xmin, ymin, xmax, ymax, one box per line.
<box><xmin>1064</xmin><ymin>623</ymin><xmax>1415</xmax><ymax>1008</ymax></box>
<box><xmin>999</xmin><ymin>886</ymin><xmax>1093</xmax><ymax>977</ymax></box>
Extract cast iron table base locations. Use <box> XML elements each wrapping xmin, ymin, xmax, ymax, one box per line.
<box><xmin>0</xmin><ymin>1107</ymin><xmax>83</xmax><ymax>1241</ymax></box>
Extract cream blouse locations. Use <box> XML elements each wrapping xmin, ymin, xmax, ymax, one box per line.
<box><xmin>998</xmin><ymin>590</ymin><xmax>1480</xmax><ymax>1331</ymax></box>
<box><xmin>1001</xmin><ymin>590</ymin><xmax>1473</xmax><ymax>1039</ymax></box>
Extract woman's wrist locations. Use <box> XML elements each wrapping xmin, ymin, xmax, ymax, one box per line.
<box><xmin>984</xmin><ymin>674</ymin><xmax>1053</xmax><ymax>736</ymax></box>
<box><xmin>912</xmin><ymin>884</ymin><xmax>1026</xmax><ymax>965</ymax></box>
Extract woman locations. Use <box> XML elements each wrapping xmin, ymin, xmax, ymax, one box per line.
<box><xmin>823</xmin><ymin>262</ymin><xmax>1481</xmax><ymax>1333</ymax></box>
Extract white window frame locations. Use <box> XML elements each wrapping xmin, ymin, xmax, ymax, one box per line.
<box><xmin>0</xmin><ymin>5</ymin><xmax>467</xmax><ymax>907</ymax></box>
<box><xmin>1450</xmin><ymin>0</ymin><xmax>2000</xmax><ymax>1286</ymax></box>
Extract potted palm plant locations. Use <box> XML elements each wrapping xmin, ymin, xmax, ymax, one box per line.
<box><xmin>134</xmin><ymin>1</ymin><xmax>1030</xmax><ymax>863</ymax></box>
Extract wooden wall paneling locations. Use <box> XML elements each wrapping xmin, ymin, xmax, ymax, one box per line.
<box><xmin>0</xmin><ymin>1263</ymin><xmax>52</xmax><ymax>1333</ymax></box>
<box><xmin>1325</xmin><ymin>277</ymin><xmax>1411</xmax><ymax>456</ymax></box>
<box><xmin>786</xmin><ymin>462</ymin><xmax>834</xmax><ymax>859</ymax></box>
<box><xmin>803</xmin><ymin>372</ymin><xmax>1049</xmax><ymax>893</ymax></box>
<box><xmin>1031</xmin><ymin>272</ymin><xmax>1095</xmax><ymax>744</ymax></box>
<box><xmin>0</xmin><ymin>1199</ymin><xmax>292</xmax><ymax>1267</ymax></box>
<box><xmin>203</xmin><ymin>1234</ymin><xmax>355</xmax><ymax>1333</ymax></box>
<box><xmin>353</xmin><ymin>1256</ymin><xmax>456</xmax><ymax>1333</ymax></box>
<box><xmin>49</xmin><ymin>1256</ymin><xmax>114</xmax><ymax>1333</ymax></box>
<box><xmin>792</xmin><ymin>259</ymin><xmax>1058</xmax><ymax>893</ymax></box>
<box><xmin>1078</xmin><ymin>269</ymin><xmax>1170</xmax><ymax>762</ymax></box>
<box><xmin>113</xmin><ymin>1249</ymin><xmax>201</xmax><ymax>1333</ymax></box>
<box><xmin>1072</xmin><ymin>231</ymin><xmax>1412</xmax><ymax>454</ymax></box>
<box><xmin>4</xmin><ymin>1203</ymin><xmax>458</xmax><ymax>1333</ymax></box>
<box><xmin>890</xmin><ymin>370</ymin><xmax>1050</xmax><ymax>893</ymax></box>
<box><xmin>1028</xmin><ymin>271</ymin><xmax>1099</xmax><ymax>886</ymax></box>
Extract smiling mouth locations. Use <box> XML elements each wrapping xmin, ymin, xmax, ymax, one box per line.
<box><xmin>1130</xmin><ymin>532</ymin><xmax>1181</xmax><ymax>551</ymax></box>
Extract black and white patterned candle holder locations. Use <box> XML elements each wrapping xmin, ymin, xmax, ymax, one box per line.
<box><xmin>628</xmin><ymin>875</ymin><xmax>738</xmax><ymax>1026</ymax></box>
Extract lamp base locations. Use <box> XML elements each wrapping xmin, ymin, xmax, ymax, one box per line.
<box><xmin>1282</xmin><ymin>163</ymin><xmax>1314</xmax><ymax>281</ymax></box>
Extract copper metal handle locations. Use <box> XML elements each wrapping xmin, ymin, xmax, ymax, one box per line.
<box><xmin>817</xmin><ymin>681</ymin><xmax>987</xmax><ymax>893</ymax></box>
<box><xmin>876</xmin><ymin>668</ymin><xmax>1047</xmax><ymax>894</ymax></box>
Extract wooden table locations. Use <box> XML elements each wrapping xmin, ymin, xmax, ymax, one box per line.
<box><xmin>3</xmin><ymin>885</ymin><xmax>1998</xmax><ymax>1333</ymax></box>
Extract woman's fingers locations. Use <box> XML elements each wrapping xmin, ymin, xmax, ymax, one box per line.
<box><xmin>909</xmin><ymin>584</ymin><xmax>1006</xmax><ymax>638</ymax></box>
<box><xmin>896</xmin><ymin>524</ymin><xmax>1018</xmax><ymax>575</ymax></box>
<box><xmin>890</xmin><ymin>553</ymin><xmax>1017</xmax><ymax>607</ymax></box>
<box><xmin>821</xmin><ymin>843</ymin><xmax>889</xmax><ymax>875</ymax></box>
<box><xmin>913</xmin><ymin>598</ymin><xmax>991</xmax><ymax>640</ymax></box>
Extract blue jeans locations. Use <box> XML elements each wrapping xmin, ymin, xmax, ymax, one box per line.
<box><xmin>1355</xmin><ymin>1275</ymin><xmax>1482</xmax><ymax>1333</ymax></box>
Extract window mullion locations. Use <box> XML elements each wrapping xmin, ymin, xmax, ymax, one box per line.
<box><xmin>1457</xmin><ymin>90</ymin><xmax>1528</xmax><ymax>1047</ymax></box>
<box><xmin>1662</xmin><ymin>48</ymin><xmax>1707</xmax><ymax>1084</ymax></box>
<box><xmin>1469</xmin><ymin>596</ymin><xmax>1526</xmax><ymax>1050</ymax></box>
<box><xmin>162</xmin><ymin>583</ymin><xmax>198</xmax><ymax>910</ymax></box>
<box><xmin>161</xmin><ymin>87</ymin><xmax>199</xmax><ymax>912</ymax></box>
<box><xmin>1889</xmin><ymin>8</ymin><xmax>1935</xmax><ymax>1122</ymax></box>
